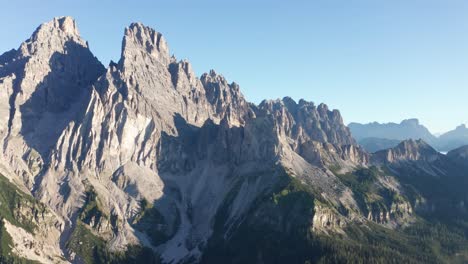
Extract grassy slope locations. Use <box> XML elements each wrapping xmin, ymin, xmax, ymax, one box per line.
<box><xmin>0</xmin><ymin>174</ymin><xmax>42</xmax><ymax>264</ymax></box>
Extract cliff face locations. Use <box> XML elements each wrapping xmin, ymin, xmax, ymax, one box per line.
<box><xmin>0</xmin><ymin>16</ymin><xmax>105</xmax><ymax>191</ymax></box>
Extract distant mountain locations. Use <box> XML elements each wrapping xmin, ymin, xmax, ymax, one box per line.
<box><xmin>348</xmin><ymin>119</ymin><xmax>436</xmax><ymax>143</ymax></box>
<box><xmin>348</xmin><ymin>119</ymin><xmax>437</xmax><ymax>152</ymax></box>
<box><xmin>358</xmin><ymin>137</ymin><xmax>402</xmax><ymax>153</ymax></box>
<box><xmin>349</xmin><ymin>119</ymin><xmax>468</xmax><ymax>152</ymax></box>
<box><xmin>437</xmin><ymin>124</ymin><xmax>468</xmax><ymax>151</ymax></box>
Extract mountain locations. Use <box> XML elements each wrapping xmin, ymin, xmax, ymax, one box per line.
<box><xmin>438</xmin><ymin>124</ymin><xmax>468</xmax><ymax>152</ymax></box>
<box><xmin>348</xmin><ymin>119</ymin><xmax>438</xmax><ymax>152</ymax></box>
<box><xmin>372</xmin><ymin>139</ymin><xmax>441</xmax><ymax>164</ymax></box>
<box><xmin>447</xmin><ymin>145</ymin><xmax>468</xmax><ymax>167</ymax></box>
<box><xmin>357</xmin><ymin>137</ymin><xmax>402</xmax><ymax>153</ymax></box>
<box><xmin>349</xmin><ymin>120</ymin><xmax>468</xmax><ymax>152</ymax></box>
<box><xmin>348</xmin><ymin>119</ymin><xmax>436</xmax><ymax>143</ymax></box>
<box><xmin>0</xmin><ymin>17</ymin><xmax>467</xmax><ymax>264</ymax></box>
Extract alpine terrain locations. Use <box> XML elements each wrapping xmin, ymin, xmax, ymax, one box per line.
<box><xmin>0</xmin><ymin>17</ymin><xmax>467</xmax><ymax>264</ymax></box>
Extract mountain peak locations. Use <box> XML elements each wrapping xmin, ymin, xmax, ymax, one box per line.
<box><xmin>121</xmin><ymin>22</ymin><xmax>170</xmax><ymax>66</ymax></box>
<box><xmin>397</xmin><ymin>138</ymin><xmax>432</xmax><ymax>151</ymax></box>
<box><xmin>400</xmin><ymin>118</ymin><xmax>420</xmax><ymax>126</ymax></box>
<box><xmin>19</xmin><ymin>16</ymin><xmax>87</xmax><ymax>58</ymax></box>
<box><xmin>373</xmin><ymin>139</ymin><xmax>439</xmax><ymax>164</ymax></box>
<box><xmin>33</xmin><ymin>16</ymin><xmax>80</xmax><ymax>39</ymax></box>
<box><xmin>55</xmin><ymin>16</ymin><xmax>79</xmax><ymax>35</ymax></box>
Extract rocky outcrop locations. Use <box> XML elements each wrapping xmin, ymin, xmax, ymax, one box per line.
<box><xmin>372</xmin><ymin>139</ymin><xmax>441</xmax><ymax>164</ymax></box>
<box><xmin>298</xmin><ymin>141</ymin><xmax>369</xmax><ymax>170</ymax></box>
<box><xmin>258</xmin><ymin>97</ymin><xmax>356</xmax><ymax>147</ymax></box>
<box><xmin>367</xmin><ymin>200</ymin><xmax>413</xmax><ymax>227</ymax></box>
<box><xmin>201</xmin><ymin>70</ymin><xmax>253</xmax><ymax>126</ymax></box>
<box><xmin>312</xmin><ymin>204</ymin><xmax>347</xmax><ymax>233</ymax></box>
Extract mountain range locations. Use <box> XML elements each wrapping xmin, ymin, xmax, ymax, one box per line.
<box><xmin>349</xmin><ymin>119</ymin><xmax>468</xmax><ymax>152</ymax></box>
<box><xmin>0</xmin><ymin>17</ymin><xmax>467</xmax><ymax>264</ymax></box>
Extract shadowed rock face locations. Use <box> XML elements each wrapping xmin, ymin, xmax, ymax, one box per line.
<box><xmin>447</xmin><ymin>145</ymin><xmax>468</xmax><ymax>166</ymax></box>
<box><xmin>0</xmin><ymin>16</ymin><xmax>105</xmax><ymax>189</ymax></box>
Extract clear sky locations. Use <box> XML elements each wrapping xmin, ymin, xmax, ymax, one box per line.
<box><xmin>1</xmin><ymin>0</ymin><xmax>467</xmax><ymax>134</ymax></box>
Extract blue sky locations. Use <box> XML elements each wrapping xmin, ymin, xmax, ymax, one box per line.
<box><xmin>1</xmin><ymin>0</ymin><xmax>467</xmax><ymax>133</ymax></box>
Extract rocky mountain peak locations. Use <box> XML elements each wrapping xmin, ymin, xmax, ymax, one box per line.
<box><xmin>398</xmin><ymin>139</ymin><xmax>433</xmax><ymax>151</ymax></box>
<box><xmin>401</xmin><ymin>118</ymin><xmax>420</xmax><ymax>126</ymax></box>
<box><xmin>317</xmin><ymin>103</ymin><xmax>329</xmax><ymax>112</ymax></box>
<box><xmin>55</xmin><ymin>16</ymin><xmax>79</xmax><ymax>35</ymax></box>
<box><xmin>169</xmin><ymin>59</ymin><xmax>197</xmax><ymax>86</ymax></box>
<box><xmin>201</xmin><ymin>70</ymin><xmax>228</xmax><ymax>85</ymax></box>
<box><xmin>200</xmin><ymin>70</ymin><xmax>244</xmax><ymax>106</ymax></box>
<box><xmin>21</xmin><ymin>16</ymin><xmax>84</xmax><ymax>57</ymax></box>
<box><xmin>34</xmin><ymin>16</ymin><xmax>79</xmax><ymax>37</ymax></box>
<box><xmin>0</xmin><ymin>16</ymin><xmax>104</xmax><ymax>177</ymax></box>
<box><xmin>258</xmin><ymin>97</ymin><xmax>355</xmax><ymax>146</ymax></box>
<box><xmin>200</xmin><ymin>69</ymin><xmax>249</xmax><ymax>125</ymax></box>
<box><xmin>372</xmin><ymin>139</ymin><xmax>440</xmax><ymax>164</ymax></box>
<box><xmin>121</xmin><ymin>22</ymin><xmax>170</xmax><ymax>67</ymax></box>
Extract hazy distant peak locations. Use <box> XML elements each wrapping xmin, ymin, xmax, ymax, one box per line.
<box><xmin>400</xmin><ymin>118</ymin><xmax>420</xmax><ymax>126</ymax></box>
<box><xmin>348</xmin><ymin>118</ymin><xmax>435</xmax><ymax>144</ymax></box>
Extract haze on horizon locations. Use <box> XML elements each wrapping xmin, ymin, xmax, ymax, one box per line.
<box><xmin>1</xmin><ymin>0</ymin><xmax>467</xmax><ymax>134</ymax></box>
